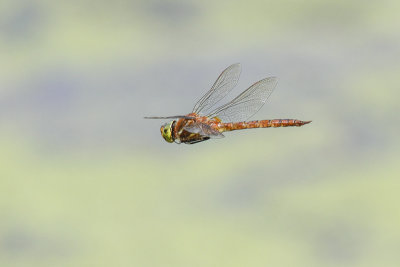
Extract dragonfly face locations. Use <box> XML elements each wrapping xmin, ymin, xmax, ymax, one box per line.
<box><xmin>160</xmin><ymin>121</ymin><xmax>175</xmax><ymax>143</ymax></box>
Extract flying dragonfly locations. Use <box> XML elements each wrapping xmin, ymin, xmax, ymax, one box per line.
<box><xmin>145</xmin><ymin>63</ymin><xmax>311</xmax><ymax>144</ymax></box>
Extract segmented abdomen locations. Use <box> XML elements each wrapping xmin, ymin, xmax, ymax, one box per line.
<box><xmin>220</xmin><ymin>119</ymin><xmax>311</xmax><ymax>132</ymax></box>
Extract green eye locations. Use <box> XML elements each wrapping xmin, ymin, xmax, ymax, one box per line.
<box><xmin>161</xmin><ymin>121</ymin><xmax>174</xmax><ymax>143</ymax></box>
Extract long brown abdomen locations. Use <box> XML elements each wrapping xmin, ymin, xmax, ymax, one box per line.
<box><xmin>220</xmin><ymin>119</ymin><xmax>311</xmax><ymax>132</ymax></box>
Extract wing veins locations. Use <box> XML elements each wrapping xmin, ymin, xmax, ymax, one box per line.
<box><xmin>192</xmin><ymin>63</ymin><xmax>241</xmax><ymax>115</ymax></box>
<box><xmin>206</xmin><ymin>77</ymin><xmax>277</xmax><ymax>122</ymax></box>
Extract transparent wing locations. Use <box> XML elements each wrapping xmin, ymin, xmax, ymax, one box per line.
<box><xmin>183</xmin><ymin>122</ymin><xmax>225</xmax><ymax>138</ymax></box>
<box><xmin>192</xmin><ymin>63</ymin><xmax>241</xmax><ymax>115</ymax></box>
<box><xmin>206</xmin><ymin>77</ymin><xmax>277</xmax><ymax>122</ymax></box>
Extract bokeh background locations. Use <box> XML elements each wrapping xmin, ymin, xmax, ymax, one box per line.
<box><xmin>1</xmin><ymin>0</ymin><xmax>400</xmax><ymax>266</ymax></box>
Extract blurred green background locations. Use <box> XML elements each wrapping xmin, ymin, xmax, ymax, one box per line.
<box><xmin>1</xmin><ymin>0</ymin><xmax>399</xmax><ymax>266</ymax></box>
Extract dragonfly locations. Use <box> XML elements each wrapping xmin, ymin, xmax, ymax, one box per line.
<box><xmin>145</xmin><ymin>63</ymin><xmax>311</xmax><ymax>144</ymax></box>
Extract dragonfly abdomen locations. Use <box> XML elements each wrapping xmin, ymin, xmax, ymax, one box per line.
<box><xmin>221</xmin><ymin>119</ymin><xmax>311</xmax><ymax>132</ymax></box>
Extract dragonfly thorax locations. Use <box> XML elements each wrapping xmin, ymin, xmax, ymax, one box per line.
<box><xmin>160</xmin><ymin>121</ymin><xmax>175</xmax><ymax>143</ymax></box>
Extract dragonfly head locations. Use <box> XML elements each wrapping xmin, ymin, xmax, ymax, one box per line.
<box><xmin>160</xmin><ymin>121</ymin><xmax>175</xmax><ymax>143</ymax></box>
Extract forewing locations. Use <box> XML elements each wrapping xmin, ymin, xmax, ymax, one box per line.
<box><xmin>183</xmin><ymin>122</ymin><xmax>225</xmax><ymax>139</ymax></box>
<box><xmin>206</xmin><ymin>77</ymin><xmax>277</xmax><ymax>122</ymax></box>
<box><xmin>192</xmin><ymin>63</ymin><xmax>241</xmax><ymax>115</ymax></box>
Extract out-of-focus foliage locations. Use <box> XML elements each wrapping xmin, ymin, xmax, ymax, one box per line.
<box><xmin>1</xmin><ymin>0</ymin><xmax>399</xmax><ymax>266</ymax></box>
